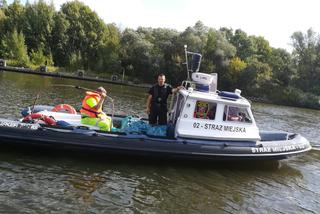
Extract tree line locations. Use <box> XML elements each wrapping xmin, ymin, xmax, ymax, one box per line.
<box><xmin>0</xmin><ymin>0</ymin><xmax>319</xmax><ymax>109</ymax></box>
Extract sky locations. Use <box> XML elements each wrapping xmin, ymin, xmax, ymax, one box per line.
<box><xmin>7</xmin><ymin>0</ymin><xmax>320</xmax><ymax>51</ymax></box>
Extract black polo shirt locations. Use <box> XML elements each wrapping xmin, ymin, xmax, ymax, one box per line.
<box><xmin>148</xmin><ymin>83</ymin><xmax>173</xmax><ymax>106</ymax></box>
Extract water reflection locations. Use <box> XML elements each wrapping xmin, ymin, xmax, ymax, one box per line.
<box><xmin>0</xmin><ymin>146</ymin><xmax>310</xmax><ymax>213</ymax></box>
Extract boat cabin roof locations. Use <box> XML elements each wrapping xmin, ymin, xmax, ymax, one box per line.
<box><xmin>179</xmin><ymin>88</ymin><xmax>251</xmax><ymax>107</ymax></box>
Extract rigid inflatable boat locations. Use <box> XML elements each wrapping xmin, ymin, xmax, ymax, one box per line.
<box><xmin>0</xmin><ymin>47</ymin><xmax>312</xmax><ymax>161</ymax></box>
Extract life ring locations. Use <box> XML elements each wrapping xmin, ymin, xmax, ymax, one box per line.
<box><xmin>52</xmin><ymin>104</ymin><xmax>77</xmax><ymax>114</ymax></box>
<box><xmin>22</xmin><ymin>113</ymin><xmax>57</xmax><ymax>126</ymax></box>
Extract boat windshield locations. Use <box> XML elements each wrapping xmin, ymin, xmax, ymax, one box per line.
<box><xmin>223</xmin><ymin>105</ymin><xmax>252</xmax><ymax>123</ymax></box>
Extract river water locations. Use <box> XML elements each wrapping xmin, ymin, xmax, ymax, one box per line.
<box><xmin>0</xmin><ymin>71</ymin><xmax>319</xmax><ymax>213</ymax></box>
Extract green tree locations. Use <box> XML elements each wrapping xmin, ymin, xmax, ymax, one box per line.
<box><xmin>120</xmin><ymin>28</ymin><xmax>154</xmax><ymax>81</ymax></box>
<box><xmin>239</xmin><ymin>58</ymin><xmax>272</xmax><ymax>97</ymax></box>
<box><xmin>94</xmin><ymin>23</ymin><xmax>120</xmax><ymax>72</ymax></box>
<box><xmin>23</xmin><ymin>0</ymin><xmax>55</xmax><ymax>55</ymax></box>
<box><xmin>226</xmin><ymin>57</ymin><xmax>247</xmax><ymax>86</ymax></box>
<box><xmin>231</xmin><ymin>29</ymin><xmax>255</xmax><ymax>60</ymax></box>
<box><xmin>1</xmin><ymin>29</ymin><xmax>29</xmax><ymax>66</ymax></box>
<box><xmin>0</xmin><ymin>8</ymin><xmax>6</xmax><ymax>39</ymax></box>
<box><xmin>60</xmin><ymin>1</ymin><xmax>120</xmax><ymax>71</ymax></box>
<box><xmin>291</xmin><ymin>29</ymin><xmax>320</xmax><ymax>94</ymax></box>
<box><xmin>3</xmin><ymin>0</ymin><xmax>24</xmax><ymax>33</ymax></box>
<box><xmin>67</xmin><ymin>51</ymin><xmax>82</xmax><ymax>71</ymax></box>
<box><xmin>179</xmin><ymin>21</ymin><xmax>208</xmax><ymax>53</ymax></box>
<box><xmin>219</xmin><ymin>27</ymin><xmax>233</xmax><ymax>42</ymax></box>
<box><xmin>152</xmin><ymin>28</ymin><xmax>181</xmax><ymax>83</ymax></box>
<box><xmin>135</xmin><ymin>27</ymin><xmax>181</xmax><ymax>83</ymax></box>
<box><xmin>203</xmin><ymin>28</ymin><xmax>236</xmax><ymax>89</ymax></box>
<box><xmin>30</xmin><ymin>48</ymin><xmax>53</xmax><ymax>65</ymax></box>
<box><xmin>269</xmin><ymin>48</ymin><xmax>295</xmax><ymax>87</ymax></box>
<box><xmin>51</xmin><ymin>11</ymin><xmax>69</xmax><ymax>66</ymax></box>
<box><xmin>250</xmin><ymin>36</ymin><xmax>272</xmax><ymax>63</ymax></box>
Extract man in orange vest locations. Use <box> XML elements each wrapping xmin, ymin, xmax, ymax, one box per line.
<box><xmin>80</xmin><ymin>87</ymin><xmax>112</xmax><ymax>131</ymax></box>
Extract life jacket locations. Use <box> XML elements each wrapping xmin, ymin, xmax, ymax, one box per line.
<box><xmin>80</xmin><ymin>91</ymin><xmax>103</xmax><ymax>118</ymax></box>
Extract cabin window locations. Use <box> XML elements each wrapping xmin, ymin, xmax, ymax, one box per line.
<box><xmin>193</xmin><ymin>101</ymin><xmax>217</xmax><ymax>120</ymax></box>
<box><xmin>223</xmin><ymin>105</ymin><xmax>252</xmax><ymax>123</ymax></box>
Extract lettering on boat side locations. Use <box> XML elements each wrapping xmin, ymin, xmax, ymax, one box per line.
<box><xmin>192</xmin><ymin>122</ymin><xmax>246</xmax><ymax>133</ymax></box>
<box><xmin>0</xmin><ymin>120</ymin><xmax>38</xmax><ymax>130</ymax></box>
<box><xmin>251</xmin><ymin>144</ymin><xmax>306</xmax><ymax>153</ymax></box>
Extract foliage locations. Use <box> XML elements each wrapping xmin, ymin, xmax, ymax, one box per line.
<box><xmin>60</xmin><ymin>1</ymin><xmax>120</xmax><ymax>72</ymax></box>
<box><xmin>282</xmin><ymin>87</ymin><xmax>320</xmax><ymax>109</ymax></box>
<box><xmin>50</xmin><ymin>11</ymin><xmax>69</xmax><ymax>66</ymax></box>
<box><xmin>268</xmin><ymin>48</ymin><xmax>295</xmax><ymax>87</ymax></box>
<box><xmin>239</xmin><ymin>58</ymin><xmax>272</xmax><ymax>97</ymax></box>
<box><xmin>2</xmin><ymin>0</ymin><xmax>25</xmax><ymax>33</ymax></box>
<box><xmin>67</xmin><ymin>51</ymin><xmax>82</xmax><ymax>72</ymax></box>
<box><xmin>23</xmin><ymin>0</ymin><xmax>55</xmax><ymax>54</ymax></box>
<box><xmin>225</xmin><ymin>57</ymin><xmax>247</xmax><ymax>86</ymax></box>
<box><xmin>291</xmin><ymin>29</ymin><xmax>320</xmax><ymax>95</ymax></box>
<box><xmin>1</xmin><ymin>29</ymin><xmax>29</xmax><ymax>66</ymax></box>
<box><xmin>250</xmin><ymin>36</ymin><xmax>272</xmax><ymax>63</ymax></box>
<box><xmin>120</xmin><ymin>28</ymin><xmax>154</xmax><ymax>81</ymax></box>
<box><xmin>230</xmin><ymin>29</ymin><xmax>255</xmax><ymax>60</ymax></box>
<box><xmin>30</xmin><ymin>48</ymin><xmax>53</xmax><ymax>66</ymax></box>
<box><xmin>0</xmin><ymin>8</ymin><xmax>6</xmax><ymax>40</ymax></box>
<box><xmin>202</xmin><ymin>28</ymin><xmax>236</xmax><ymax>89</ymax></box>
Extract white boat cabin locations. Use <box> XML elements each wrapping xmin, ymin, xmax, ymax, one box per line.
<box><xmin>169</xmin><ymin>72</ymin><xmax>261</xmax><ymax>141</ymax></box>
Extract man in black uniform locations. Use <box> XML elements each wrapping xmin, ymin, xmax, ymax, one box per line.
<box><xmin>146</xmin><ymin>73</ymin><xmax>183</xmax><ymax>125</ymax></box>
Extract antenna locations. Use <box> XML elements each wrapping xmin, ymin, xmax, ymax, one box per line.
<box><xmin>184</xmin><ymin>45</ymin><xmax>190</xmax><ymax>80</ymax></box>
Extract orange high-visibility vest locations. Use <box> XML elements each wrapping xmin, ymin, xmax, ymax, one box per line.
<box><xmin>80</xmin><ymin>91</ymin><xmax>103</xmax><ymax>118</ymax></box>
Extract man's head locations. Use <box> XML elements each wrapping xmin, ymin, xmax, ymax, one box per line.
<box><xmin>96</xmin><ymin>87</ymin><xmax>107</xmax><ymax>95</ymax></box>
<box><xmin>157</xmin><ymin>73</ymin><xmax>166</xmax><ymax>86</ymax></box>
